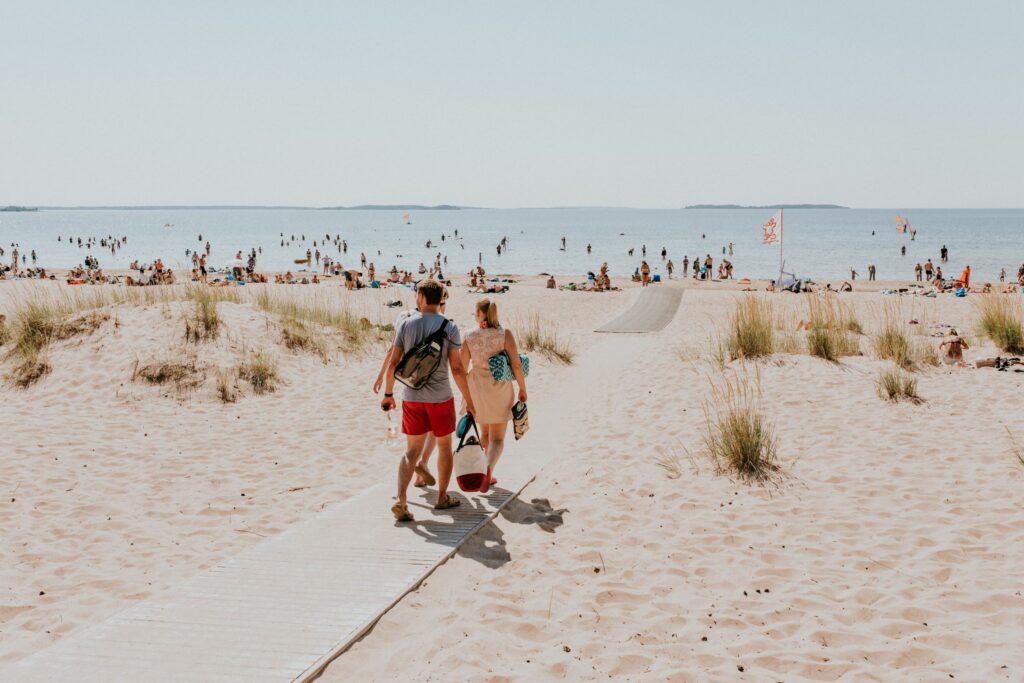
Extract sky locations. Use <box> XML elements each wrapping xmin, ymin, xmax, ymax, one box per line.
<box><xmin>1</xmin><ymin>1</ymin><xmax>1021</xmax><ymax>208</ymax></box>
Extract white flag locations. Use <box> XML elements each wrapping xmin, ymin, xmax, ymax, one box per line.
<box><xmin>762</xmin><ymin>210</ymin><xmax>782</xmax><ymax>245</ymax></box>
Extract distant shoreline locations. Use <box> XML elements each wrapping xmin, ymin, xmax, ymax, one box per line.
<box><xmin>685</xmin><ymin>204</ymin><xmax>848</xmax><ymax>210</ymax></box>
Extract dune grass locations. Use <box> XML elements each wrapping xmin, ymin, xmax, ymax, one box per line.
<box><xmin>4</xmin><ymin>292</ymin><xmax>110</xmax><ymax>387</ymax></box>
<box><xmin>0</xmin><ymin>314</ymin><xmax>9</xmax><ymax>347</ymax></box>
<box><xmin>702</xmin><ymin>372</ymin><xmax>780</xmax><ymax>482</ymax></box>
<box><xmin>238</xmin><ymin>350</ymin><xmax>279</xmax><ymax>394</ymax></box>
<box><xmin>1006</xmin><ymin>426</ymin><xmax>1024</xmax><ymax>469</ymax></box>
<box><xmin>132</xmin><ymin>351</ymin><xmax>205</xmax><ymax>394</ymax></box>
<box><xmin>806</xmin><ymin>295</ymin><xmax>862</xmax><ymax>361</ymax></box>
<box><xmin>976</xmin><ymin>296</ymin><xmax>1024</xmax><ymax>353</ymax></box>
<box><xmin>876</xmin><ymin>366</ymin><xmax>921</xmax><ymax>403</ymax></box>
<box><xmin>184</xmin><ymin>286</ymin><xmax>223</xmax><ymax>342</ymax></box>
<box><xmin>871</xmin><ymin>301</ymin><xmax>935</xmax><ymax>370</ymax></box>
<box><xmin>254</xmin><ymin>289</ymin><xmax>384</xmax><ymax>355</ymax></box>
<box><xmin>726</xmin><ymin>296</ymin><xmax>775</xmax><ymax>360</ymax></box>
<box><xmin>279</xmin><ymin>318</ymin><xmax>329</xmax><ymax>360</ymax></box>
<box><xmin>216</xmin><ymin>368</ymin><xmax>239</xmax><ymax>403</ymax></box>
<box><xmin>519</xmin><ymin>311</ymin><xmax>575</xmax><ymax>364</ymax></box>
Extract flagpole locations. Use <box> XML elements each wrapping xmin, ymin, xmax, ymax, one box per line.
<box><xmin>779</xmin><ymin>208</ymin><xmax>784</xmax><ymax>280</ymax></box>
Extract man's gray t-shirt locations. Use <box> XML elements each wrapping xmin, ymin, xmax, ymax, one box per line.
<box><xmin>392</xmin><ymin>312</ymin><xmax>462</xmax><ymax>403</ymax></box>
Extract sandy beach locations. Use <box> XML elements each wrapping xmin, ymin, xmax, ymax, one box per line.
<box><xmin>2</xmin><ymin>274</ymin><xmax>1022</xmax><ymax>681</ymax></box>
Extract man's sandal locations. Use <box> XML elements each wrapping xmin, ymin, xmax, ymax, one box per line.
<box><xmin>433</xmin><ymin>495</ymin><xmax>460</xmax><ymax>510</ymax></box>
<box><xmin>391</xmin><ymin>503</ymin><xmax>414</xmax><ymax>522</ymax></box>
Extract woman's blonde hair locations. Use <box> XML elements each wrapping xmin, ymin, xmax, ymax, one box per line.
<box><xmin>477</xmin><ymin>298</ymin><xmax>501</xmax><ymax>328</ymax></box>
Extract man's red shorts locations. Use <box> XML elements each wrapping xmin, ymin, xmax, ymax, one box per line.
<box><xmin>402</xmin><ymin>398</ymin><xmax>457</xmax><ymax>437</ymax></box>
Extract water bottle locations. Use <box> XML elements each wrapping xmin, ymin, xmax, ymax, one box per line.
<box><xmin>385</xmin><ymin>411</ymin><xmax>398</xmax><ymax>444</ymax></box>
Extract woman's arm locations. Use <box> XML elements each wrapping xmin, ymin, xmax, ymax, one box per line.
<box><xmin>505</xmin><ymin>330</ymin><xmax>528</xmax><ymax>403</ymax></box>
<box><xmin>461</xmin><ymin>340</ymin><xmax>472</xmax><ymax>375</ymax></box>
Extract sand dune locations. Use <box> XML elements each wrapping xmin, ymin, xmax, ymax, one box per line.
<box><xmin>2</xmin><ymin>279</ymin><xmax>1023</xmax><ymax>681</ymax></box>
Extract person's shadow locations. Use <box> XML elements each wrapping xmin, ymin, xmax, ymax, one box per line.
<box><xmin>402</xmin><ymin>492</ymin><xmax>569</xmax><ymax>569</ymax></box>
<box><xmin>493</xmin><ymin>496</ymin><xmax>567</xmax><ymax>533</ymax></box>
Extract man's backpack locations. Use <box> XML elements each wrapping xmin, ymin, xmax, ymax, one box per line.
<box><xmin>394</xmin><ymin>319</ymin><xmax>450</xmax><ymax>389</ymax></box>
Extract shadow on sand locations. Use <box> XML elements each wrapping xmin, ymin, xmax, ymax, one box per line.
<box><xmin>401</xmin><ymin>490</ymin><xmax>569</xmax><ymax>569</ymax></box>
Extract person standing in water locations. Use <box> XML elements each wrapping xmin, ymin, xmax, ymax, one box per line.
<box><xmin>460</xmin><ymin>299</ymin><xmax>527</xmax><ymax>494</ymax></box>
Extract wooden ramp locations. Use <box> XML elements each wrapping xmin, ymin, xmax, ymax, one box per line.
<box><xmin>595</xmin><ymin>286</ymin><xmax>683</xmax><ymax>333</ymax></box>
<box><xmin>4</xmin><ymin>469</ymin><xmax>536</xmax><ymax>682</ymax></box>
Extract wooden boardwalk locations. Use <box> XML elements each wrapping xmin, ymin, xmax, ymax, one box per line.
<box><xmin>4</xmin><ymin>467</ymin><xmax>536</xmax><ymax>682</ymax></box>
<box><xmin>595</xmin><ymin>286</ymin><xmax>683</xmax><ymax>333</ymax></box>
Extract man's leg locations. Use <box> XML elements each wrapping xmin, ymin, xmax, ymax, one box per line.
<box><xmin>415</xmin><ymin>433</ymin><xmax>437</xmax><ymax>485</ymax></box>
<box><xmin>397</xmin><ymin>434</ymin><xmax>428</xmax><ymax>506</ymax></box>
<box><xmin>434</xmin><ymin>434</ymin><xmax>454</xmax><ymax>503</ymax></box>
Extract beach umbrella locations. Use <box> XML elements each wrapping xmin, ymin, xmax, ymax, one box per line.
<box><xmin>225</xmin><ymin>259</ymin><xmax>246</xmax><ymax>269</ymax></box>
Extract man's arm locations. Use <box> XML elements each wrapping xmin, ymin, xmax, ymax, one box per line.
<box><xmin>448</xmin><ymin>347</ymin><xmax>475</xmax><ymax>416</ymax></box>
<box><xmin>374</xmin><ymin>346</ymin><xmax>396</xmax><ymax>393</ymax></box>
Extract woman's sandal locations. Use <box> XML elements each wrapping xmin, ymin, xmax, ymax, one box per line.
<box><xmin>413</xmin><ymin>465</ymin><xmax>436</xmax><ymax>488</ymax></box>
<box><xmin>391</xmin><ymin>503</ymin><xmax>414</xmax><ymax>522</ymax></box>
<box><xmin>433</xmin><ymin>495</ymin><xmax>461</xmax><ymax>510</ymax></box>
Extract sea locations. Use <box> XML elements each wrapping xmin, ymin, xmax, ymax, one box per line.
<box><xmin>1</xmin><ymin>208</ymin><xmax>1021</xmax><ymax>281</ymax></box>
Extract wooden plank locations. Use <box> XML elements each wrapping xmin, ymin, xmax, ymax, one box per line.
<box><xmin>595</xmin><ymin>286</ymin><xmax>683</xmax><ymax>333</ymax></box>
<box><xmin>4</xmin><ymin>460</ymin><xmax>537</xmax><ymax>682</ymax></box>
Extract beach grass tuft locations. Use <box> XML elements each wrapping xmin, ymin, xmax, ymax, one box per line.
<box><xmin>4</xmin><ymin>293</ymin><xmax>110</xmax><ymax>387</ymax></box>
<box><xmin>238</xmin><ymin>350</ymin><xmax>279</xmax><ymax>394</ymax></box>
<box><xmin>132</xmin><ymin>352</ymin><xmax>205</xmax><ymax>391</ymax></box>
<box><xmin>216</xmin><ymin>368</ymin><xmax>239</xmax><ymax>403</ymax></box>
<box><xmin>702</xmin><ymin>372</ymin><xmax>779</xmax><ymax>482</ymax></box>
<box><xmin>184</xmin><ymin>286</ymin><xmax>222</xmax><ymax>341</ymax></box>
<box><xmin>254</xmin><ymin>289</ymin><xmax>383</xmax><ymax>355</ymax></box>
<box><xmin>520</xmin><ymin>312</ymin><xmax>575</xmax><ymax>364</ymax></box>
<box><xmin>871</xmin><ymin>301</ymin><xmax>934</xmax><ymax>370</ymax></box>
<box><xmin>726</xmin><ymin>296</ymin><xmax>775</xmax><ymax>360</ymax></box>
<box><xmin>279</xmin><ymin>318</ymin><xmax>329</xmax><ymax>360</ymax></box>
<box><xmin>976</xmin><ymin>296</ymin><xmax>1024</xmax><ymax>354</ymax></box>
<box><xmin>1006</xmin><ymin>426</ymin><xmax>1024</xmax><ymax>469</ymax></box>
<box><xmin>806</xmin><ymin>294</ymin><xmax>862</xmax><ymax>361</ymax></box>
<box><xmin>876</xmin><ymin>366</ymin><xmax>921</xmax><ymax>403</ymax></box>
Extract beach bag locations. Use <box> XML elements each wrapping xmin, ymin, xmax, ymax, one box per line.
<box><xmin>488</xmin><ymin>351</ymin><xmax>530</xmax><ymax>382</ymax></box>
<box><xmin>453</xmin><ymin>414</ymin><xmax>488</xmax><ymax>492</ymax></box>
<box><xmin>395</xmin><ymin>319</ymin><xmax>450</xmax><ymax>390</ymax></box>
<box><xmin>456</xmin><ymin>412</ymin><xmax>472</xmax><ymax>439</ymax></box>
<box><xmin>512</xmin><ymin>401</ymin><xmax>529</xmax><ymax>441</ymax></box>
<box><xmin>954</xmin><ymin>287</ymin><xmax>967</xmax><ymax>297</ymax></box>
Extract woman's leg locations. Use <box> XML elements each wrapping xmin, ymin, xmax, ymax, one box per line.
<box><xmin>482</xmin><ymin>422</ymin><xmax>508</xmax><ymax>481</ymax></box>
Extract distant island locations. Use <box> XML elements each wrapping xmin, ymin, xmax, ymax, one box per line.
<box><xmin>320</xmin><ymin>204</ymin><xmax>468</xmax><ymax>211</ymax></box>
<box><xmin>32</xmin><ymin>204</ymin><xmax>476</xmax><ymax>211</ymax></box>
<box><xmin>1</xmin><ymin>205</ymin><xmax>38</xmax><ymax>212</ymax></box>
<box><xmin>685</xmin><ymin>204</ymin><xmax>847</xmax><ymax>210</ymax></box>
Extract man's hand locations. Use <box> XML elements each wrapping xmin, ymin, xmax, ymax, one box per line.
<box><xmin>373</xmin><ymin>374</ymin><xmax>384</xmax><ymax>394</ymax></box>
<box><xmin>381</xmin><ymin>396</ymin><xmax>397</xmax><ymax>412</ymax></box>
<box><xmin>465</xmin><ymin>399</ymin><xmax>477</xmax><ymax>417</ymax></box>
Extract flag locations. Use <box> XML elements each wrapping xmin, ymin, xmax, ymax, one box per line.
<box><xmin>896</xmin><ymin>214</ymin><xmax>908</xmax><ymax>233</ymax></box>
<box><xmin>762</xmin><ymin>210</ymin><xmax>782</xmax><ymax>245</ymax></box>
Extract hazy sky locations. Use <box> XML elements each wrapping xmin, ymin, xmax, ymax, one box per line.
<box><xmin>2</xmin><ymin>1</ymin><xmax>1021</xmax><ymax>207</ymax></box>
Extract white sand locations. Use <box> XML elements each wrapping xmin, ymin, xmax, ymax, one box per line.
<box><xmin>2</xmin><ymin>278</ymin><xmax>1023</xmax><ymax>681</ymax></box>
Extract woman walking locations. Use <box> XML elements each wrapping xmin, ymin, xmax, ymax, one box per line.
<box><xmin>461</xmin><ymin>299</ymin><xmax>527</xmax><ymax>494</ymax></box>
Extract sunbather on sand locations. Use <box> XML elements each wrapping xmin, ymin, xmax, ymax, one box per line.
<box><xmin>940</xmin><ymin>329</ymin><xmax>969</xmax><ymax>366</ymax></box>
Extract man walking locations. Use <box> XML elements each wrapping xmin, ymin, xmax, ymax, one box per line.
<box><xmin>381</xmin><ymin>280</ymin><xmax>475</xmax><ymax>522</ymax></box>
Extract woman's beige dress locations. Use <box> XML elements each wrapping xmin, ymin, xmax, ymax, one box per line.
<box><xmin>464</xmin><ymin>326</ymin><xmax>515</xmax><ymax>424</ymax></box>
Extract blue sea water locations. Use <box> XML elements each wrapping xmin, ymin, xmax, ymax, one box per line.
<box><xmin>1</xmin><ymin>208</ymin><xmax>1021</xmax><ymax>281</ymax></box>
